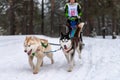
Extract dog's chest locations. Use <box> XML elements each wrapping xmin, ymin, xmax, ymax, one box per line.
<box><xmin>62</xmin><ymin>45</ymin><xmax>74</xmax><ymax>54</ymax></box>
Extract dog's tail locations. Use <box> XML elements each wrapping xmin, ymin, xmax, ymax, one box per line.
<box><xmin>74</xmin><ymin>22</ymin><xmax>84</xmax><ymax>38</ymax></box>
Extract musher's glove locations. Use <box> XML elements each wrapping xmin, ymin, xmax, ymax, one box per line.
<box><xmin>77</xmin><ymin>16</ymin><xmax>81</xmax><ymax>19</ymax></box>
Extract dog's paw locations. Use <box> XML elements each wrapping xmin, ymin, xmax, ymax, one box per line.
<box><xmin>33</xmin><ymin>68</ymin><xmax>39</xmax><ymax>74</ymax></box>
<box><xmin>33</xmin><ymin>71</ymin><xmax>38</xmax><ymax>74</ymax></box>
<box><xmin>67</xmin><ymin>66</ymin><xmax>73</xmax><ymax>72</ymax></box>
<box><xmin>67</xmin><ymin>69</ymin><xmax>72</xmax><ymax>72</ymax></box>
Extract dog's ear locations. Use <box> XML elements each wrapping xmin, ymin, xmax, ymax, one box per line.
<box><xmin>60</xmin><ymin>32</ymin><xmax>64</xmax><ymax>39</ymax></box>
<box><xmin>60</xmin><ymin>32</ymin><xmax>64</xmax><ymax>36</ymax></box>
<box><xmin>66</xmin><ymin>32</ymin><xmax>69</xmax><ymax>36</ymax></box>
<box><xmin>25</xmin><ymin>36</ymin><xmax>30</xmax><ymax>40</ymax></box>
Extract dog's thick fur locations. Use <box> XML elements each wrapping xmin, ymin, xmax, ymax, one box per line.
<box><xmin>60</xmin><ymin>23</ymin><xmax>84</xmax><ymax>72</ymax></box>
<box><xmin>24</xmin><ymin>36</ymin><xmax>54</xmax><ymax>74</ymax></box>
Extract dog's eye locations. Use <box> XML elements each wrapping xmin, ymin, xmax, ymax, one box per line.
<box><xmin>28</xmin><ymin>45</ymin><xmax>31</xmax><ymax>47</ymax></box>
<box><xmin>62</xmin><ymin>39</ymin><xmax>64</xmax><ymax>42</ymax></box>
<box><xmin>65</xmin><ymin>39</ymin><xmax>68</xmax><ymax>42</ymax></box>
<box><xmin>24</xmin><ymin>44</ymin><xmax>26</xmax><ymax>47</ymax></box>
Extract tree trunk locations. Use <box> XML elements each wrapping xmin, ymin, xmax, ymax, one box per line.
<box><xmin>51</xmin><ymin>0</ymin><xmax>55</xmax><ymax>36</ymax></box>
<box><xmin>9</xmin><ymin>0</ymin><xmax>16</xmax><ymax>35</ymax></box>
<box><xmin>97</xmin><ymin>17</ymin><xmax>101</xmax><ymax>35</ymax></box>
<box><xmin>41</xmin><ymin>0</ymin><xmax>44</xmax><ymax>34</ymax></box>
<box><xmin>28</xmin><ymin>0</ymin><xmax>34</xmax><ymax>34</ymax></box>
<box><xmin>101</xmin><ymin>14</ymin><xmax>106</xmax><ymax>38</ymax></box>
<box><xmin>83</xmin><ymin>0</ymin><xmax>88</xmax><ymax>35</ymax></box>
<box><xmin>112</xmin><ymin>10</ymin><xmax>117</xmax><ymax>39</ymax></box>
<box><xmin>101</xmin><ymin>14</ymin><xmax>105</xmax><ymax>28</ymax></box>
<box><xmin>22</xmin><ymin>0</ymin><xmax>29</xmax><ymax>34</ymax></box>
<box><xmin>87</xmin><ymin>16</ymin><xmax>94</xmax><ymax>35</ymax></box>
<box><xmin>112</xmin><ymin>11</ymin><xmax>117</xmax><ymax>34</ymax></box>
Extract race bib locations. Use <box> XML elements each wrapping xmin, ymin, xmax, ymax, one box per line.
<box><xmin>70</xmin><ymin>9</ymin><xmax>76</xmax><ymax>16</ymax></box>
<box><xmin>68</xmin><ymin>3</ymin><xmax>78</xmax><ymax>17</ymax></box>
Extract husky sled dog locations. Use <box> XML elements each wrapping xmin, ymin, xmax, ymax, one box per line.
<box><xmin>24</xmin><ymin>36</ymin><xmax>54</xmax><ymax>74</ymax></box>
<box><xmin>60</xmin><ymin>24</ymin><xmax>83</xmax><ymax>72</ymax></box>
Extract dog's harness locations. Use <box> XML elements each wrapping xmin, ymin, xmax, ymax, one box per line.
<box><xmin>32</xmin><ymin>53</ymin><xmax>35</xmax><ymax>56</ymax></box>
<box><xmin>41</xmin><ymin>42</ymin><xmax>48</xmax><ymax>48</ymax></box>
<box><xmin>44</xmin><ymin>47</ymin><xmax>62</xmax><ymax>54</ymax></box>
<box><xmin>32</xmin><ymin>42</ymin><xmax>48</xmax><ymax>56</ymax></box>
<box><xmin>32</xmin><ymin>42</ymin><xmax>62</xmax><ymax>56</ymax></box>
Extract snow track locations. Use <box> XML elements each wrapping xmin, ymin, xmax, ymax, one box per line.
<box><xmin>0</xmin><ymin>36</ymin><xmax>120</xmax><ymax>80</ymax></box>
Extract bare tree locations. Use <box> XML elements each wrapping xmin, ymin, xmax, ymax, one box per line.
<box><xmin>51</xmin><ymin>0</ymin><xmax>55</xmax><ymax>36</ymax></box>
<box><xmin>22</xmin><ymin>0</ymin><xmax>29</xmax><ymax>34</ymax></box>
<box><xmin>28</xmin><ymin>0</ymin><xmax>34</xmax><ymax>34</ymax></box>
<box><xmin>41</xmin><ymin>0</ymin><xmax>44</xmax><ymax>34</ymax></box>
<box><xmin>8</xmin><ymin>0</ymin><xmax>16</xmax><ymax>35</ymax></box>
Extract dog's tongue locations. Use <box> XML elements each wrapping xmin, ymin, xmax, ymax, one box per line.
<box><xmin>27</xmin><ymin>49</ymin><xmax>32</xmax><ymax>55</ymax></box>
<box><xmin>64</xmin><ymin>45</ymin><xmax>67</xmax><ymax>50</ymax></box>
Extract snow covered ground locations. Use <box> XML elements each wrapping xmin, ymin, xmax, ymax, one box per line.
<box><xmin>0</xmin><ymin>35</ymin><xmax>120</xmax><ymax>80</ymax></box>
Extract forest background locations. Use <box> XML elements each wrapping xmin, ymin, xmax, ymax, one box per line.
<box><xmin>0</xmin><ymin>0</ymin><xmax>120</xmax><ymax>37</ymax></box>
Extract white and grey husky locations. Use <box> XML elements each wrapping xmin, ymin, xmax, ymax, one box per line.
<box><xmin>60</xmin><ymin>27</ymin><xmax>83</xmax><ymax>72</ymax></box>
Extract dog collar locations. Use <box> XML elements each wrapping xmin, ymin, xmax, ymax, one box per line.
<box><xmin>32</xmin><ymin>53</ymin><xmax>35</xmax><ymax>56</ymax></box>
<box><xmin>63</xmin><ymin>45</ymin><xmax>73</xmax><ymax>53</ymax></box>
<box><xmin>31</xmin><ymin>43</ymin><xmax>48</xmax><ymax>56</ymax></box>
<box><xmin>41</xmin><ymin>42</ymin><xmax>48</xmax><ymax>48</ymax></box>
<box><xmin>66</xmin><ymin>46</ymin><xmax>73</xmax><ymax>53</ymax></box>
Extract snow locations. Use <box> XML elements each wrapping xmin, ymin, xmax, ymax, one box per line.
<box><xmin>0</xmin><ymin>35</ymin><xmax>120</xmax><ymax>80</ymax></box>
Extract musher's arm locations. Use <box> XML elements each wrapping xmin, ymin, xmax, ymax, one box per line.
<box><xmin>64</xmin><ymin>3</ymin><xmax>69</xmax><ymax>18</ymax></box>
<box><xmin>77</xmin><ymin>3</ymin><xmax>82</xmax><ymax>17</ymax></box>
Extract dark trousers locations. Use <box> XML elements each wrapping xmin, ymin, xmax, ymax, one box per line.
<box><xmin>66</xmin><ymin>19</ymin><xmax>83</xmax><ymax>42</ymax></box>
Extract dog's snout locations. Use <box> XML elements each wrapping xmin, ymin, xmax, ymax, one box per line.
<box><xmin>64</xmin><ymin>45</ymin><xmax>67</xmax><ymax>49</ymax></box>
<box><xmin>24</xmin><ymin>50</ymin><xmax>27</xmax><ymax>52</ymax></box>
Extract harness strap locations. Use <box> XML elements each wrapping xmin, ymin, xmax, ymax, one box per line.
<box><xmin>44</xmin><ymin>47</ymin><xmax>62</xmax><ymax>54</ymax></box>
<box><xmin>48</xmin><ymin>43</ymin><xmax>60</xmax><ymax>46</ymax></box>
<box><xmin>31</xmin><ymin>42</ymin><xmax>61</xmax><ymax>56</ymax></box>
<box><xmin>32</xmin><ymin>47</ymin><xmax>62</xmax><ymax>56</ymax></box>
<box><xmin>41</xmin><ymin>42</ymin><xmax>48</xmax><ymax>48</ymax></box>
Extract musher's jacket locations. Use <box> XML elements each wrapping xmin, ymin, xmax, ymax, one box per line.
<box><xmin>64</xmin><ymin>2</ymin><xmax>82</xmax><ymax>18</ymax></box>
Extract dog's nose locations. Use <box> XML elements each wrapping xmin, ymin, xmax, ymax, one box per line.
<box><xmin>24</xmin><ymin>50</ymin><xmax>27</xmax><ymax>52</ymax></box>
<box><xmin>64</xmin><ymin>45</ymin><xmax>67</xmax><ymax>49</ymax></box>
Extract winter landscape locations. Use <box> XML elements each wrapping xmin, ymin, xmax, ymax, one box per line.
<box><xmin>0</xmin><ymin>35</ymin><xmax>120</xmax><ymax>80</ymax></box>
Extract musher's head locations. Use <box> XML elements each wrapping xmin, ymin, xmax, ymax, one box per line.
<box><xmin>69</xmin><ymin>0</ymin><xmax>76</xmax><ymax>3</ymax></box>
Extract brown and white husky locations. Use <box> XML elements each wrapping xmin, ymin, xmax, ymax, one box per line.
<box><xmin>24</xmin><ymin>36</ymin><xmax>54</xmax><ymax>74</ymax></box>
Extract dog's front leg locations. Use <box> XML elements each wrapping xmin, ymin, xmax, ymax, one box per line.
<box><xmin>68</xmin><ymin>53</ymin><xmax>75</xmax><ymax>72</ymax></box>
<box><xmin>68</xmin><ymin>59</ymin><xmax>74</xmax><ymax>72</ymax></box>
<box><xmin>33</xmin><ymin>58</ymin><xmax>43</xmax><ymax>74</ymax></box>
<box><xmin>28</xmin><ymin>56</ymin><xmax>34</xmax><ymax>70</ymax></box>
<box><xmin>76</xmin><ymin>47</ymin><xmax>81</xmax><ymax>59</ymax></box>
<box><xmin>65</xmin><ymin>54</ymin><xmax>70</xmax><ymax>63</ymax></box>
